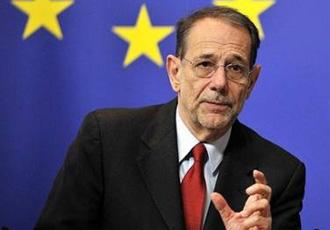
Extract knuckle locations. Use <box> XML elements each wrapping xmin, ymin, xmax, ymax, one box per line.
<box><xmin>260</xmin><ymin>198</ymin><xmax>269</xmax><ymax>208</ymax></box>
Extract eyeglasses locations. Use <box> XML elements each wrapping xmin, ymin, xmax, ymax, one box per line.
<box><xmin>182</xmin><ymin>57</ymin><xmax>252</xmax><ymax>85</ymax></box>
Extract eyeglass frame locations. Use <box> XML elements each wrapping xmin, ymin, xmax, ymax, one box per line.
<box><xmin>181</xmin><ymin>57</ymin><xmax>254</xmax><ymax>85</ymax></box>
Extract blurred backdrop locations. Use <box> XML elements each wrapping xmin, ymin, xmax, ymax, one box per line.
<box><xmin>0</xmin><ymin>0</ymin><xmax>329</xmax><ymax>229</ymax></box>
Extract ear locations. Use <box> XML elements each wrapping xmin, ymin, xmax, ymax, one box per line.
<box><xmin>166</xmin><ymin>54</ymin><xmax>181</xmax><ymax>93</ymax></box>
<box><xmin>246</xmin><ymin>64</ymin><xmax>261</xmax><ymax>99</ymax></box>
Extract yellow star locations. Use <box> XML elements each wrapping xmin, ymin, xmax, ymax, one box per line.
<box><xmin>213</xmin><ymin>0</ymin><xmax>275</xmax><ymax>39</ymax></box>
<box><xmin>112</xmin><ymin>4</ymin><xmax>174</xmax><ymax>67</ymax></box>
<box><xmin>12</xmin><ymin>0</ymin><xmax>74</xmax><ymax>40</ymax></box>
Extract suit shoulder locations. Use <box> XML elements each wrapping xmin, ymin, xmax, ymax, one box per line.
<box><xmin>81</xmin><ymin>104</ymin><xmax>163</xmax><ymax>135</ymax></box>
<box><xmin>236</xmin><ymin>122</ymin><xmax>306</xmax><ymax>206</ymax></box>
<box><xmin>93</xmin><ymin>104</ymin><xmax>161</xmax><ymax>121</ymax></box>
<box><xmin>237</xmin><ymin>122</ymin><xmax>303</xmax><ymax>166</ymax></box>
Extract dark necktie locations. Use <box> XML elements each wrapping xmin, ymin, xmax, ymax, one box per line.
<box><xmin>181</xmin><ymin>143</ymin><xmax>207</xmax><ymax>230</ymax></box>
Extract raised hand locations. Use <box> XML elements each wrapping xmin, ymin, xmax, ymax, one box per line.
<box><xmin>211</xmin><ymin>170</ymin><xmax>272</xmax><ymax>230</ymax></box>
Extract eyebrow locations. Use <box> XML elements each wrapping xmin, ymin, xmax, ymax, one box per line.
<box><xmin>229</xmin><ymin>54</ymin><xmax>248</xmax><ymax>65</ymax></box>
<box><xmin>194</xmin><ymin>53</ymin><xmax>248</xmax><ymax>65</ymax></box>
<box><xmin>195</xmin><ymin>53</ymin><xmax>217</xmax><ymax>60</ymax></box>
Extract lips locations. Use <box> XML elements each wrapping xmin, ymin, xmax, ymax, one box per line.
<box><xmin>201</xmin><ymin>100</ymin><xmax>232</xmax><ymax>112</ymax></box>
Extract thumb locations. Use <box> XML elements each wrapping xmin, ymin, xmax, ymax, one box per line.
<box><xmin>211</xmin><ymin>192</ymin><xmax>234</xmax><ymax>223</ymax></box>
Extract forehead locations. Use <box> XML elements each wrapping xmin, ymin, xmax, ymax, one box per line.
<box><xmin>185</xmin><ymin>18</ymin><xmax>251</xmax><ymax>60</ymax></box>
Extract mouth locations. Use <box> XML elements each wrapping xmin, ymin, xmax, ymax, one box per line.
<box><xmin>201</xmin><ymin>100</ymin><xmax>232</xmax><ymax>112</ymax></box>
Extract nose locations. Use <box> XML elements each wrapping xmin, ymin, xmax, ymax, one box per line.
<box><xmin>209</xmin><ymin>65</ymin><xmax>228</xmax><ymax>91</ymax></box>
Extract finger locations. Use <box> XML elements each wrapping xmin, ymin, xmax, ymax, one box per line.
<box><xmin>253</xmin><ymin>170</ymin><xmax>267</xmax><ymax>184</ymax></box>
<box><xmin>242</xmin><ymin>194</ymin><xmax>263</xmax><ymax>219</ymax></box>
<box><xmin>242</xmin><ymin>214</ymin><xmax>271</xmax><ymax>229</ymax></box>
<box><xmin>246</xmin><ymin>183</ymin><xmax>271</xmax><ymax>193</ymax></box>
<box><xmin>242</xmin><ymin>198</ymin><xmax>270</xmax><ymax>217</ymax></box>
<box><xmin>249</xmin><ymin>227</ymin><xmax>258</xmax><ymax>230</ymax></box>
<box><xmin>246</xmin><ymin>183</ymin><xmax>272</xmax><ymax>201</ymax></box>
<box><xmin>244</xmin><ymin>193</ymin><xmax>259</xmax><ymax>208</ymax></box>
<box><xmin>211</xmin><ymin>192</ymin><xmax>234</xmax><ymax>223</ymax></box>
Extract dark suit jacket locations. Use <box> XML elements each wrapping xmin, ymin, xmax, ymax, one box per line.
<box><xmin>35</xmin><ymin>99</ymin><xmax>305</xmax><ymax>230</ymax></box>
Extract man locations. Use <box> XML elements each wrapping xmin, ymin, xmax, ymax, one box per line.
<box><xmin>35</xmin><ymin>6</ymin><xmax>305</xmax><ymax>230</ymax></box>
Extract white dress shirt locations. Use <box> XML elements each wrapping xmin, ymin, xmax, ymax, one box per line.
<box><xmin>176</xmin><ymin>108</ymin><xmax>231</xmax><ymax>224</ymax></box>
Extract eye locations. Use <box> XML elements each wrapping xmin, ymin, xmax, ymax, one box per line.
<box><xmin>226</xmin><ymin>63</ymin><xmax>246</xmax><ymax>73</ymax></box>
<box><xmin>196</xmin><ymin>60</ymin><xmax>215</xmax><ymax>69</ymax></box>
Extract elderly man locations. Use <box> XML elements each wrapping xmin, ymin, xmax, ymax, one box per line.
<box><xmin>36</xmin><ymin>6</ymin><xmax>305</xmax><ymax>230</ymax></box>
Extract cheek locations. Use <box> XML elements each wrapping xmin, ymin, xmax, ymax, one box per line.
<box><xmin>226</xmin><ymin>82</ymin><xmax>247</xmax><ymax>105</ymax></box>
<box><xmin>233</xmin><ymin>88</ymin><xmax>249</xmax><ymax>109</ymax></box>
<box><xmin>180</xmin><ymin>77</ymin><xmax>205</xmax><ymax>102</ymax></box>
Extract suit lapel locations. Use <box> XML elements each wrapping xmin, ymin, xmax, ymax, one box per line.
<box><xmin>136</xmin><ymin>99</ymin><xmax>185</xmax><ymax>230</ymax></box>
<box><xmin>135</xmin><ymin>102</ymin><xmax>260</xmax><ymax>230</ymax></box>
<box><xmin>204</xmin><ymin>121</ymin><xmax>259</xmax><ymax>230</ymax></box>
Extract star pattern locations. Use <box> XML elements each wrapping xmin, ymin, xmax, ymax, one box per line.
<box><xmin>213</xmin><ymin>0</ymin><xmax>275</xmax><ymax>39</ymax></box>
<box><xmin>112</xmin><ymin>4</ymin><xmax>174</xmax><ymax>67</ymax></box>
<box><xmin>12</xmin><ymin>0</ymin><xmax>74</xmax><ymax>40</ymax></box>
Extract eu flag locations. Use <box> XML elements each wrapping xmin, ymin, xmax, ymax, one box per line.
<box><xmin>0</xmin><ymin>0</ymin><xmax>329</xmax><ymax>229</ymax></box>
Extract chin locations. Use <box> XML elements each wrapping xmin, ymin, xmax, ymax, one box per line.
<box><xmin>198</xmin><ymin>115</ymin><xmax>233</xmax><ymax>131</ymax></box>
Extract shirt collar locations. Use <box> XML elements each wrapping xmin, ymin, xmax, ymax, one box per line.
<box><xmin>176</xmin><ymin>107</ymin><xmax>232</xmax><ymax>174</ymax></box>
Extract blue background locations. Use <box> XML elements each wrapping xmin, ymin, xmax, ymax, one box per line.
<box><xmin>0</xmin><ymin>0</ymin><xmax>329</xmax><ymax>229</ymax></box>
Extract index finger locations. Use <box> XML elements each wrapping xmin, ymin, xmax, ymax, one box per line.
<box><xmin>253</xmin><ymin>170</ymin><xmax>267</xmax><ymax>185</ymax></box>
